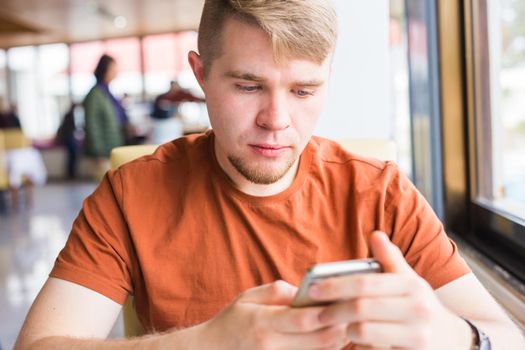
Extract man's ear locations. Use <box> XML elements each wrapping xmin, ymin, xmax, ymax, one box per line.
<box><xmin>188</xmin><ymin>51</ymin><xmax>206</xmax><ymax>91</ymax></box>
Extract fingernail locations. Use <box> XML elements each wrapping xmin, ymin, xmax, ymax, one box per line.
<box><xmin>309</xmin><ymin>285</ymin><xmax>321</xmax><ymax>299</ymax></box>
<box><xmin>375</xmin><ymin>231</ymin><xmax>388</xmax><ymax>240</ymax></box>
<box><xmin>318</xmin><ymin>310</ymin><xmax>328</xmax><ymax>323</ymax></box>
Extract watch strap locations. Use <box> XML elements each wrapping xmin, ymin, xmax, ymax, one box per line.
<box><xmin>464</xmin><ymin>318</ymin><xmax>492</xmax><ymax>350</ymax></box>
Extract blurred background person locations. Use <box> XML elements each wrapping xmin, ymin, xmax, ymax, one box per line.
<box><xmin>54</xmin><ymin>103</ymin><xmax>80</xmax><ymax>180</ymax></box>
<box><xmin>83</xmin><ymin>54</ymin><xmax>127</xmax><ymax>180</ymax></box>
<box><xmin>119</xmin><ymin>93</ymin><xmax>143</xmax><ymax>145</ymax></box>
<box><xmin>151</xmin><ymin>80</ymin><xmax>203</xmax><ymax>119</ymax></box>
<box><xmin>150</xmin><ymin>80</ymin><xmax>204</xmax><ymax>144</ymax></box>
<box><xmin>0</xmin><ymin>97</ymin><xmax>21</xmax><ymax>129</ymax></box>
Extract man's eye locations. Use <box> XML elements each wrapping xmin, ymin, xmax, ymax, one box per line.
<box><xmin>237</xmin><ymin>85</ymin><xmax>260</xmax><ymax>92</ymax></box>
<box><xmin>294</xmin><ymin>89</ymin><xmax>314</xmax><ymax>97</ymax></box>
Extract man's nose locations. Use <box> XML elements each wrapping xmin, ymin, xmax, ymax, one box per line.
<box><xmin>256</xmin><ymin>92</ymin><xmax>291</xmax><ymax>131</ymax></box>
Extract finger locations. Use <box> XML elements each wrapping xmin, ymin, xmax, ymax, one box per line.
<box><xmin>369</xmin><ymin>231</ymin><xmax>414</xmax><ymax>274</ymax></box>
<box><xmin>319</xmin><ymin>297</ymin><xmax>418</xmax><ymax>325</ymax></box>
<box><xmin>308</xmin><ymin>273</ymin><xmax>413</xmax><ymax>302</ymax></box>
<box><xmin>347</xmin><ymin>321</ymin><xmax>426</xmax><ymax>349</ymax></box>
<box><xmin>240</xmin><ymin>280</ymin><xmax>298</xmax><ymax>306</ymax></box>
<box><xmin>266</xmin><ymin>305</ymin><xmax>329</xmax><ymax>333</ymax></box>
<box><xmin>270</xmin><ymin>324</ymin><xmax>349</xmax><ymax>349</ymax></box>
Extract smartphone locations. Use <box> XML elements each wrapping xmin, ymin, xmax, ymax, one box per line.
<box><xmin>291</xmin><ymin>258</ymin><xmax>382</xmax><ymax>308</ymax></box>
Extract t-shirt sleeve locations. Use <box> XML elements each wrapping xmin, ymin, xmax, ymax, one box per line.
<box><xmin>49</xmin><ymin>169</ymin><xmax>134</xmax><ymax>304</ymax></box>
<box><xmin>382</xmin><ymin>164</ymin><xmax>471</xmax><ymax>289</ymax></box>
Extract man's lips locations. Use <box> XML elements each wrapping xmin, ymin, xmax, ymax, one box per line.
<box><xmin>251</xmin><ymin>144</ymin><xmax>288</xmax><ymax>150</ymax></box>
<box><xmin>249</xmin><ymin>144</ymin><xmax>290</xmax><ymax>157</ymax></box>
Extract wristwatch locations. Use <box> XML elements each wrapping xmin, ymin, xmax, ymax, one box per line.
<box><xmin>464</xmin><ymin>318</ymin><xmax>491</xmax><ymax>350</ymax></box>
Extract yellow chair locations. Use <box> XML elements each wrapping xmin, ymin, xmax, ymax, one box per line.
<box><xmin>110</xmin><ymin>144</ymin><xmax>158</xmax><ymax>337</ymax></box>
<box><xmin>110</xmin><ymin>145</ymin><xmax>159</xmax><ymax>170</ymax></box>
<box><xmin>2</xmin><ymin>128</ymin><xmax>31</xmax><ymax>150</ymax></box>
<box><xmin>0</xmin><ymin>129</ymin><xmax>33</xmax><ymax>209</ymax></box>
<box><xmin>336</xmin><ymin>138</ymin><xmax>397</xmax><ymax>162</ymax></box>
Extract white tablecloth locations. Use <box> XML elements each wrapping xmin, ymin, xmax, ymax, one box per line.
<box><xmin>6</xmin><ymin>147</ymin><xmax>47</xmax><ymax>188</ymax></box>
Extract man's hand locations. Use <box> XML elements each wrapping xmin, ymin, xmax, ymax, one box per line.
<box><xmin>197</xmin><ymin>280</ymin><xmax>350</xmax><ymax>350</ymax></box>
<box><xmin>306</xmin><ymin>231</ymin><xmax>473</xmax><ymax>350</ymax></box>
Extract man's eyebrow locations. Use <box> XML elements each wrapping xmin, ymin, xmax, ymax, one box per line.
<box><xmin>294</xmin><ymin>79</ymin><xmax>324</xmax><ymax>87</ymax></box>
<box><xmin>225</xmin><ymin>71</ymin><xmax>266</xmax><ymax>82</ymax></box>
<box><xmin>225</xmin><ymin>70</ymin><xmax>324</xmax><ymax>87</ymax></box>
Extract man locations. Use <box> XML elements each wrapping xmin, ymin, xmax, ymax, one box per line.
<box><xmin>151</xmin><ymin>80</ymin><xmax>204</xmax><ymax>120</ymax></box>
<box><xmin>150</xmin><ymin>80</ymin><xmax>205</xmax><ymax>143</ymax></box>
<box><xmin>15</xmin><ymin>0</ymin><xmax>524</xmax><ymax>349</ymax></box>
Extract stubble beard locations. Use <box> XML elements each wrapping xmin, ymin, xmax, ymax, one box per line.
<box><xmin>227</xmin><ymin>154</ymin><xmax>297</xmax><ymax>185</ymax></box>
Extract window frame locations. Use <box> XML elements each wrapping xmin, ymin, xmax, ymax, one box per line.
<box><xmin>405</xmin><ymin>0</ymin><xmax>445</xmax><ymax>218</ymax></box>
<box><xmin>439</xmin><ymin>0</ymin><xmax>525</xmax><ymax>283</ymax></box>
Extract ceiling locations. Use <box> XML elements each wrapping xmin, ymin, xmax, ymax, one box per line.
<box><xmin>0</xmin><ymin>0</ymin><xmax>204</xmax><ymax>49</ymax></box>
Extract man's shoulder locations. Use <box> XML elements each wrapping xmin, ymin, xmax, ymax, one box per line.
<box><xmin>309</xmin><ymin>136</ymin><xmax>393</xmax><ymax>174</ymax></box>
<box><xmin>306</xmin><ymin>136</ymin><xmax>407</xmax><ymax>196</ymax></box>
<box><xmin>114</xmin><ymin>132</ymin><xmax>211</xmax><ymax>176</ymax></box>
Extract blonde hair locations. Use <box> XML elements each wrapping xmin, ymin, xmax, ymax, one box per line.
<box><xmin>197</xmin><ymin>0</ymin><xmax>338</xmax><ymax>77</ymax></box>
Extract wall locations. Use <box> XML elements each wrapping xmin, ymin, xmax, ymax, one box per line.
<box><xmin>315</xmin><ymin>0</ymin><xmax>391</xmax><ymax>140</ymax></box>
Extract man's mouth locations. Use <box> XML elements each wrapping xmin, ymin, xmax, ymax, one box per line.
<box><xmin>249</xmin><ymin>144</ymin><xmax>290</xmax><ymax>157</ymax></box>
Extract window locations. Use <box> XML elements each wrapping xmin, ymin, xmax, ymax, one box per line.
<box><xmin>478</xmin><ymin>0</ymin><xmax>525</xmax><ymax>221</ymax></box>
<box><xmin>173</xmin><ymin>31</ymin><xmax>200</xmax><ymax>89</ymax></box>
<box><xmin>143</xmin><ymin>31</ymin><xmax>200</xmax><ymax>99</ymax></box>
<box><xmin>389</xmin><ymin>0</ymin><xmax>412</xmax><ymax>178</ymax></box>
<box><xmin>37</xmin><ymin>44</ymin><xmax>71</xmax><ymax>137</ymax></box>
<box><xmin>6</xmin><ymin>45</ymin><xmax>70</xmax><ymax>139</ymax></box>
<box><xmin>7</xmin><ymin>46</ymin><xmax>39</xmax><ymax>138</ymax></box>
<box><xmin>443</xmin><ymin>0</ymin><xmax>525</xmax><ymax>282</ymax></box>
<box><xmin>3</xmin><ymin>33</ymin><xmax>204</xmax><ymax>139</ymax></box>
<box><xmin>71</xmin><ymin>38</ymin><xmax>143</xmax><ymax>100</ymax></box>
<box><xmin>142</xmin><ymin>31</ymin><xmax>206</xmax><ymax>129</ymax></box>
<box><xmin>143</xmin><ymin>33</ymin><xmax>178</xmax><ymax>98</ymax></box>
<box><xmin>404</xmin><ymin>0</ymin><xmax>444</xmax><ymax>216</ymax></box>
<box><xmin>105</xmin><ymin>37</ymin><xmax>142</xmax><ymax>99</ymax></box>
<box><xmin>70</xmin><ymin>41</ymin><xmax>105</xmax><ymax>101</ymax></box>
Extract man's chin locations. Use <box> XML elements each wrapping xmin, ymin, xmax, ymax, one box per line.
<box><xmin>228</xmin><ymin>156</ymin><xmax>296</xmax><ymax>185</ymax></box>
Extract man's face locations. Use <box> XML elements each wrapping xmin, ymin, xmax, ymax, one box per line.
<box><xmin>195</xmin><ymin>18</ymin><xmax>331</xmax><ymax>186</ymax></box>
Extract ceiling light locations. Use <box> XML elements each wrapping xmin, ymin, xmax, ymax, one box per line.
<box><xmin>114</xmin><ymin>16</ymin><xmax>128</xmax><ymax>29</ymax></box>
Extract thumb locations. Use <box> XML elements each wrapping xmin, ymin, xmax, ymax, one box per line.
<box><xmin>370</xmin><ymin>230</ymin><xmax>413</xmax><ymax>274</ymax></box>
<box><xmin>239</xmin><ymin>280</ymin><xmax>298</xmax><ymax>306</ymax></box>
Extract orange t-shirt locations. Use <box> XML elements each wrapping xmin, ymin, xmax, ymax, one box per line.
<box><xmin>50</xmin><ymin>132</ymin><xmax>470</xmax><ymax>333</ymax></box>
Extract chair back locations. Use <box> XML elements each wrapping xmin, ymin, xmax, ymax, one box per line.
<box><xmin>0</xmin><ymin>129</ymin><xmax>32</xmax><ymax>190</ymax></box>
<box><xmin>336</xmin><ymin>138</ymin><xmax>397</xmax><ymax>162</ymax></box>
<box><xmin>110</xmin><ymin>145</ymin><xmax>159</xmax><ymax>169</ymax></box>
<box><xmin>2</xmin><ymin>128</ymin><xmax>31</xmax><ymax>150</ymax></box>
<box><xmin>110</xmin><ymin>145</ymin><xmax>158</xmax><ymax>337</ymax></box>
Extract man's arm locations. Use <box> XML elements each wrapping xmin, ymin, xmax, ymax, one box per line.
<box><xmin>14</xmin><ymin>278</ymin><xmax>201</xmax><ymax>350</ymax></box>
<box><xmin>15</xmin><ymin>277</ymin><xmax>351</xmax><ymax>350</ymax></box>
<box><xmin>309</xmin><ymin>231</ymin><xmax>525</xmax><ymax>349</ymax></box>
<box><xmin>436</xmin><ymin>273</ymin><xmax>525</xmax><ymax>350</ymax></box>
